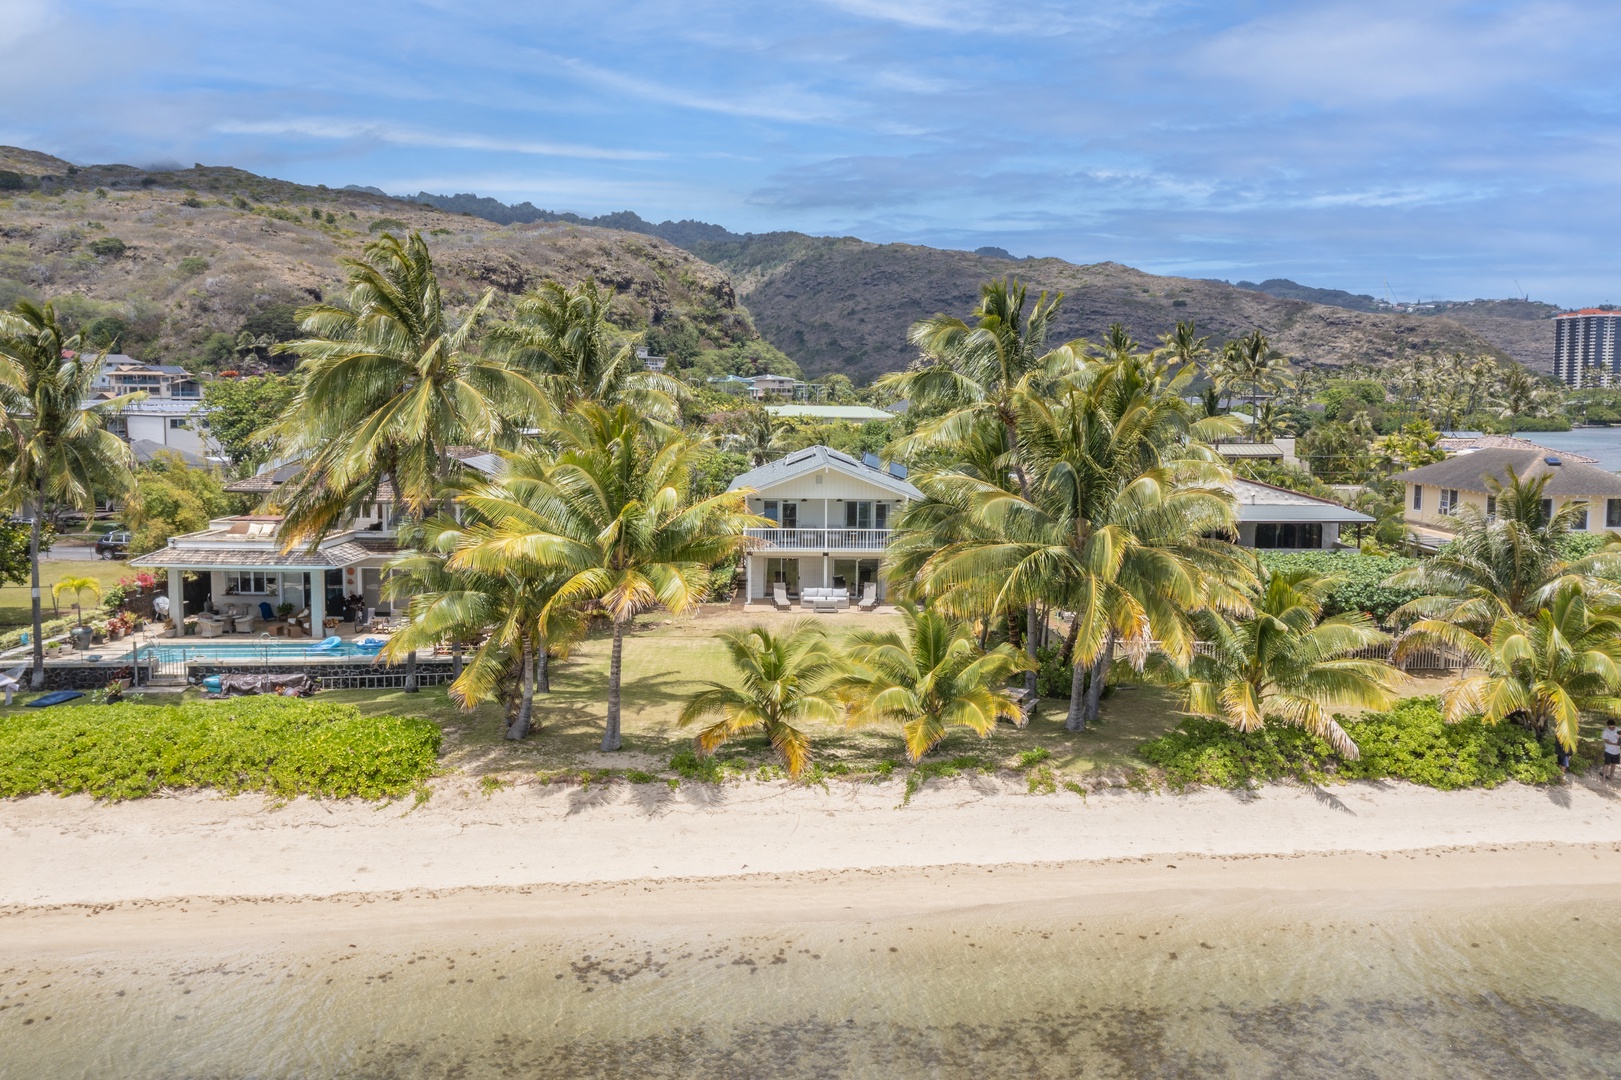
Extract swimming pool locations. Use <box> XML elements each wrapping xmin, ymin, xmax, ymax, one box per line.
<box><xmin>137</xmin><ymin>641</ymin><xmax>380</xmax><ymax>663</ymax></box>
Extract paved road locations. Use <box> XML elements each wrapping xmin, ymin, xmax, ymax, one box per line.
<box><xmin>47</xmin><ymin>546</ymin><xmax>104</xmax><ymax>562</ymax></box>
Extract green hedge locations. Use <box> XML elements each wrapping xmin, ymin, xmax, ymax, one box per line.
<box><xmin>0</xmin><ymin>696</ymin><xmax>440</xmax><ymax>800</ymax></box>
<box><xmin>1255</xmin><ymin>550</ymin><xmax>1422</xmax><ymax>622</ymax></box>
<box><xmin>1140</xmin><ymin>697</ymin><xmax>1563</xmax><ymax>790</ymax></box>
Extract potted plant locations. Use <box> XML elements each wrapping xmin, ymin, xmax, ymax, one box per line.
<box><xmin>91</xmin><ymin>620</ymin><xmax>109</xmax><ymax>644</ymax></box>
<box><xmin>54</xmin><ymin>576</ymin><xmax>103</xmax><ymax>650</ymax></box>
<box><xmin>276</xmin><ymin>602</ymin><xmax>296</xmax><ymax>620</ymax></box>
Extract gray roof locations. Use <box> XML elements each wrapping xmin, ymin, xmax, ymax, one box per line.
<box><xmin>1394</xmin><ymin>449</ymin><xmax>1621</xmax><ymax>497</ymax></box>
<box><xmin>130</xmin><ymin>541</ymin><xmax>378</xmax><ymax>570</ymax></box>
<box><xmin>727</xmin><ymin>445</ymin><xmax>923</xmax><ymax>499</ymax></box>
<box><xmin>129</xmin><ymin>439</ymin><xmax>209</xmax><ymax>466</ymax></box>
<box><xmin>1231</xmin><ymin>478</ymin><xmax>1373</xmax><ymax>524</ymax></box>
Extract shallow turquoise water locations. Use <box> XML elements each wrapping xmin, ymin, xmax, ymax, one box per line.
<box><xmin>5</xmin><ymin>892</ymin><xmax>1619</xmax><ymax>1078</ymax></box>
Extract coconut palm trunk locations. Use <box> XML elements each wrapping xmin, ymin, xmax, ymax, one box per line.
<box><xmin>536</xmin><ymin>636</ymin><xmax>549</xmax><ymax>693</ymax></box>
<box><xmin>1081</xmin><ymin>631</ymin><xmax>1115</xmax><ymax>725</ymax></box>
<box><xmin>1065</xmin><ymin>645</ymin><xmax>1088</xmax><ymax>731</ymax></box>
<box><xmin>508</xmin><ymin>636</ymin><xmax>535</xmax><ymax>740</ymax></box>
<box><xmin>28</xmin><ymin>491</ymin><xmax>43</xmax><ymax>688</ymax></box>
<box><xmin>603</xmin><ymin>618</ymin><xmax>627</xmax><ymax>751</ymax></box>
<box><xmin>405</xmin><ymin>649</ymin><xmax>418</xmax><ymax>693</ymax></box>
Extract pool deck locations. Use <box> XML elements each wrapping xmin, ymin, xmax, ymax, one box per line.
<box><xmin>37</xmin><ymin>623</ymin><xmax>435</xmax><ymax>668</ymax></box>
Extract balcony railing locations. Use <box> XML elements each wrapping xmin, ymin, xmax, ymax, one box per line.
<box><xmin>744</xmin><ymin>527</ymin><xmax>892</xmax><ymax>551</ymax></box>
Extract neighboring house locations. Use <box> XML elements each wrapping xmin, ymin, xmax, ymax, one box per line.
<box><xmin>728</xmin><ymin>446</ymin><xmax>921</xmax><ymax>603</ymax></box>
<box><xmin>87</xmin><ymin>356</ymin><xmax>216</xmax><ymax>459</ymax></box>
<box><xmin>131</xmin><ymin>450</ymin><xmax>503</xmax><ymax>632</ymax></box>
<box><xmin>1435</xmin><ymin>434</ymin><xmax>1596</xmax><ymax>463</ymax></box>
<box><xmin>765</xmin><ymin>404</ymin><xmax>895</xmax><ymax>422</ymax></box>
<box><xmin>635</xmin><ymin>346</ymin><xmax>667</xmax><ymax>373</ymax></box>
<box><xmin>709</xmin><ymin>373</ymin><xmax>829</xmax><ymax>402</ymax></box>
<box><xmin>1230</xmin><ymin>478</ymin><xmax>1373</xmax><ymax>549</ymax></box>
<box><xmin>99</xmin><ymin>398</ymin><xmax>219</xmax><ymax>460</ymax></box>
<box><xmin>90</xmin><ymin>355</ymin><xmax>203</xmax><ymax>399</ymax></box>
<box><xmin>1213</xmin><ymin>437</ymin><xmax>1303</xmax><ymax>470</ymax></box>
<box><xmin>1393</xmin><ymin>448</ymin><xmax>1621</xmax><ymax>548</ymax></box>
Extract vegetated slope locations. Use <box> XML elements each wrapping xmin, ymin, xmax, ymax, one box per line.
<box><xmin>686</xmin><ymin>235</ymin><xmax>1517</xmax><ymax>384</ymax></box>
<box><xmin>0</xmin><ymin>148</ymin><xmax>759</xmax><ymax>367</ymax></box>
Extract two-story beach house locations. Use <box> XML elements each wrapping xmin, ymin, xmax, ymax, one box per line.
<box><xmin>729</xmin><ymin>446</ymin><xmax>921</xmax><ymax>604</ymax></box>
<box><xmin>1393</xmin><ymin>448</ymin><xmax>1621</xmax><ymax>548</ymax></box>
<box><xmin>729</xmin><ymin>447</ymin><xmax>1375</xmax><ymax>605</ymax></box>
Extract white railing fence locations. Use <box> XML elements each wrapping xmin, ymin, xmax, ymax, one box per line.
<box><xmin>743</xmin><ymin>528</ymin><xmax>892</xmax><ymax>551</ymax></box>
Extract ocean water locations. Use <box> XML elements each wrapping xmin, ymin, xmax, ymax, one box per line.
<box><xmin>6</xmin><ymin>892</ymin><xmax>1620</xmax><ymax>1079</ymax></box>
<box><xmin>1449</xmin><ymin>428</ymin><xmax>1621</xmax><ymax>471</ymax></box>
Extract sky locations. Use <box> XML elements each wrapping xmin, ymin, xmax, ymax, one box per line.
<box><xmin>2</xmin><ymin>0</ymin><xmax>1619</xmax><ymax>305</ymax></box>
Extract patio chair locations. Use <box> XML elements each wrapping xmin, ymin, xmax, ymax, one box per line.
<box><xmin>259</xmin><ymin>602</ymin><xmax>275</xmax><ymax>621</ymax></box>
<box><xmin>772</xmin><ymin>582</ymin><xmax>793</xmax><ymax>612</ymax></box>
<box><xmin>857</xmin><ymin>581</ymin><xmax>879</xmax><ymax>611</ymax></box>
<box><xmin>197</xmin><ymin>614</ymin><xmax>227</xmax><ymax>638</ymax></box>
<box><xmin>234</xmin><ymin>611</ymin><xmax>256</xmax><ymax>634</ymax></box>
<box><xmin>0</xmin><ymin>664</ymin><xmax>24</xmax><ymax>706</ymax></box>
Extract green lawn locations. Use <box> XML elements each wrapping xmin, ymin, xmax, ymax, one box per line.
<box><xmin>0</xmin><ymin>559</ymin><xmax>133</xmax><ymax>635</ymax></box>
<box><xmin>0</xmin><ymin>607</ymin><xmax>1191</xmax><ymax>790</ymax></box>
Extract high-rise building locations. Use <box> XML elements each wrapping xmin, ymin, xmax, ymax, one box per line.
<box><xmin>1553</xmin><ymin>309</ymin><xmax>1621</xmax><ymax>386</ymax></box>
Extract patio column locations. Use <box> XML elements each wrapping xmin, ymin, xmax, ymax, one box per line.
<box><xmin>745</xmin><ymin>556</ymin><xmax>754</xmax><ymax>602</ymax></box>
<box><xmin>167</xmin><ymin>568</ymin><xmax>184</xmax><ymax>634</ymax></box>
<box><xmin>310</xmin><ymin>576</ymin><xmax>325</xmax><ymax>638</ymax></box>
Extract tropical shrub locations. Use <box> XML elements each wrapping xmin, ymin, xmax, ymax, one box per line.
<box><xmin>88</xmin><ymin>236</ymin><xmax>127</xmax><ymax>258</ymax></box>
<box><xmin>0</xmin><ymin>696</ymin><xmax>440</xmax><ymax>800</ymax></box>
<box><xmin>1255</xmin><ymin>551</ymin><xmax>1421</xmax><ymax>622</ymax></box>
<box><xmin>1140</xmin><ymin>698</ymin><xmax>1563</xmax><ymax>791</ymax></box>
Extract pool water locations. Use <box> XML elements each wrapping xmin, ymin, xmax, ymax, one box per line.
<box><xmin>137</xmin><ymin>641</ymin><xmax>378</xmax><ymax>662</ymax></box>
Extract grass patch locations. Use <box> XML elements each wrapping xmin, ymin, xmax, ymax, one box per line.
<box><xmin>902</xmin><ymin>754</ymin><xmax>995</xmax><ymax>804</ymax></box>
<box><xmin>0</xmin><ymin>559</ymin><xmax>132</xmax><ymax>640</ymax></box>
<box><xmin>1139</xmin><ymin>697</ymin><xmax>1567</xmax><ymax>791</ymax></box>
<box><xmin>0</xmin><ymin>695</ymin><xmax>439</xmax><ymax>800</ymax></box>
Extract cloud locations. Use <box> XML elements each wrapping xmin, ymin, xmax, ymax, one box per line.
<box><xmin>212</xmin><ymin>119</ymin><xmax>664</xmax><ymax>161</ymax></box>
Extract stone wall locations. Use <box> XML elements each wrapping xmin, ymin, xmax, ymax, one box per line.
<box><xmin>40</xmin><ymin>664</ymin><xmax>153</xmax><ymax>690</ymax></box>
<box><xmin>187</xmin><ymin>659</ymin><xmax>457</xmax><ymax>686</ymax></box>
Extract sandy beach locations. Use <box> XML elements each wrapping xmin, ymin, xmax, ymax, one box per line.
<box><xmin>5</xmin><ymin>777</ymin><xmax>1621</xmax><ymax>932</ymax></box>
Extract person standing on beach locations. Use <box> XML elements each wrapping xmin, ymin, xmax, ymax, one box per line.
<box><xmin>1603</xmin><ymin>721</ymin><xmax>1621</xmax><ymax>782</ymax></box>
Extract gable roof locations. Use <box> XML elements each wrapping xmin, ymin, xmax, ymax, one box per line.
<box><xmin>727</xmin><ymin>445</ymin><xmax>923</xmax><ymax>500</ymax></box>
<box><xmin>766</xmin><ymin>404</ymin><xmax>895</xmax><ymax>421</ymax></box>
<box><xmin>1394</xmin><ymin>448</ymin><xmax>1621</xmax><ymax>497</ymax></box>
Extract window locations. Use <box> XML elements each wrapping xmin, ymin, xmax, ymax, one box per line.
<box><xmin>227</xmin><ymin>571</ymin><xmax>276</xmax><ymax>595</ymax></box>
<box><xmin>1439</xmin><ymin>489</ymin><xmax>1459</xmax><ymax>515</ymax></box>
<box><xmin>1573</xmin><ymin>502</ymin><xmax>1590</xmax><ymax>530</ymax></box>
<box><xmin>762</xmin><ymin>499</ymin><xmax>779</xmax><ymax>524</ymax></box>
<box><xmin>1608</xmin><ymin>499</ymin><xmax>1621</xmax><ymax>528</ymax></box>
<box><xmin>168</xmin><ymin>417</ymin><xmax>185</xmax><ymax>429</ymax></box>
<box><xmin>1411</xmin><ymin>486</ymin><xmax>1423</xmax><ymax>511</ymax></box>
<box><xmin>1486</xmin><ymin>496</ymin><xmax>1496</xmax><ymax>519</ymax></box>
<box><xmin>845</xmin><ymin>501</ymin><xmax>873</xmax><ymax>529</ymax></box>
<box><xmin>781</xmin><ymin>502</ymin><xmax>797</xmax><ymax>528</ymax></box>
<box><xmin>1541</xmin><ymin>498</ymin><xmax>1554</xmax><ymax>521</ymax></box>
<box><xmin>1254</xmin><ymin>523</ymin><xmax>1323</xmax><ymax>549</ymax></box>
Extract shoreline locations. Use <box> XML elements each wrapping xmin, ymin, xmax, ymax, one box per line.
<box><xmin>4</xmin><ymin>776</ymin><xmax>1621</xmax><ymax>915</ymax></box>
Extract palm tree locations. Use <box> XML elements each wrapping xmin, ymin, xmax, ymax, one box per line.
<box><xmin>0</xmin><ymin>301</ymin><xmax>137</xmax><ymax>687</ymax></box>
<box><xmin>678</xmin><ymin>621</ymin><xmax>845</xmax><ymax>776</ymax></box>
<box><xmin>1386</xmin><ymin>468</ymin><xmax>1621</xmax><ymax>628</ymax></box>
<box><xmin>731</xmin><ymin>406</ymin><xmax>791</xmax><ymax>467</ymax></box>
<box><xmin>490</xmin><ymin>278</ymin><xmax>681</xmax><ymax>415</ymax></box>
<box><xmin>452</xmin><ymin>403</ymin><xmax>757</xmax><ymax>751</ymax></box>
<box><xmin>840</xmin><ymin>604</ymin><xmax>1030</xmax><ymax>761</ymax></box>
<box><xmin>1178</xmin><ymin>566</ymin><xmax>1401</xmax><ymax>758</ymax></box>
<box><xmin>382</xmin><ymin>510</ymin><xmax>583</xmax><ymax>739</ymax></box>
<box><xmin>1222</xmin><ymin>330</ymin><xmax>1294</xmax><ymax>438</ymax></box>
<box><xmin>53</xmin><ymin>576</ymin><xmax>102</xmax><ymax>627</ymax></box>
<box><xmin>910</xmin><ymin>351</ymin><xmax>1251</xmax><ymax>730</ymax></box>
<box><xmin>1491</xmin><ymin>365</ymin><xmax>1560</xmax><ymax>436</ymax></box>
<box><xmin>267</xmin><ymin>231</ymin><xmax>545</xmax><ymax>544</ymax></box>
<box><xmin>880</xmin><ymin>277</ymin><xmax>1066</xmax><ymax>690</ymax></box>
<box><xmin>1397</xmin><ymin>582</ymin><xmax>1621</xmax><ymax>752</ymax></box>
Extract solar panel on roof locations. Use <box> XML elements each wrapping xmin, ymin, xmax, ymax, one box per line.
<box><xmin>784</xmin><ymin>451</ymin><xmax>816</xmax><ymax>466</ymax></box>
<box><xmin>862</xmin><ymin>453</ymin><xmax>882</xmax><ymax>469</ymax></box>
<box><xmin>889</xmin><ymin>462</ymin><xmax>908</xmax><ymax>479</ymax></box>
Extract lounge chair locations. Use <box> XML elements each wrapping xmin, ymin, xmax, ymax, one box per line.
<box><xmin>857</xmin><ymin>582</ymin><xmax>879</xmax><ymax>611</ymax></box>
<box><xmin>306</xmin><ymin>635</ymin><xmax>343</xmax><ymax>652</ymax></box>
<box><xmin>772</xmin><ymin>582</ymin><xmax>793</xmax><ymax>612</ymax></box>
<box><xmin>259</xmin><ymin>602</ymin><xmax>275</xmax><ymax>622</ymax></box>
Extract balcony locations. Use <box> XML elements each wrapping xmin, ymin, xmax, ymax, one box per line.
<box><xmin>744</xmin><ymin>527</ymin><xmax>892</xmax><ymax>551</ymax></box>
